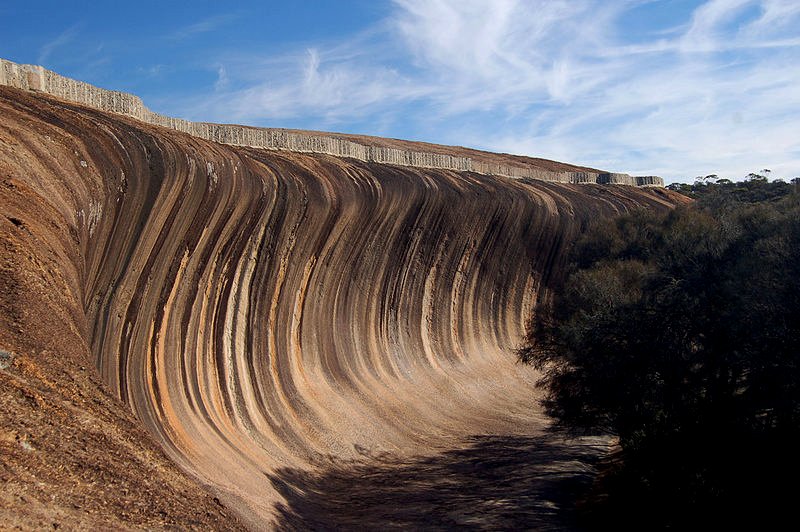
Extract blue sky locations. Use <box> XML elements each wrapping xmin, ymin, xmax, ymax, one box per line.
<box><xmin>1</xmin><ymin>0</ymin><xmax>799</xmax><ymax>182</ymax></box>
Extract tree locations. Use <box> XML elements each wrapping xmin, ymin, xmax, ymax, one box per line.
<box><xmin>520</xmin><ymin>184</ymin><xmax>800</xmax><ymax>527</ymax></box>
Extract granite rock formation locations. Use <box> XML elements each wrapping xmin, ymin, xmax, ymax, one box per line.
<box><xmin>0</xmin><ymin>77</ymin><xmax>681</xmax><ymax>528</ymax></box>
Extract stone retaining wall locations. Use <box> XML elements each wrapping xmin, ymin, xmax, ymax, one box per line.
<box><xmin>0</xmin><ymin>58</ymin><xmax>663</xmax><ymax>187</ymax></box>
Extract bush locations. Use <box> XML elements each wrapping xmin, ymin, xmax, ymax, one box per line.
<box><xmin>520</xmin><ymin>182</ymin><xmax>800</xmax><ymax>527</ymax></box>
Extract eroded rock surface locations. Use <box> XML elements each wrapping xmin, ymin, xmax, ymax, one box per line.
<box><xmin>0</xmin><ymin>85</ymin><xmax>683</xmax><ymax>528</ymax></box>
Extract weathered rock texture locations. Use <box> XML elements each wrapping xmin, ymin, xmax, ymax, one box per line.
<box><xmin>0</xmin><ymin>81</ymin><xmax>683</xmax><ymax>528</ymax></box>
<box><xmin>0</xmin><ymin>58</ymin><xmax>663</xmax><ymax>187</ymax></box>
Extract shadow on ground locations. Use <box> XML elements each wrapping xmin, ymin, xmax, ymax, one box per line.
<box><xmin>268</xmin><ymin>433</ymin><xmax>611</xmax><ymax>530</ymax></box>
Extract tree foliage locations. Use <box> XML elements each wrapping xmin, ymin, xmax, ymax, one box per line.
<box><xmin>666</xmin><ymin>170</ymin><xmax>798</xmax><ymax>206</ymax></box>
<box><xmin>520</xmin><ymin>179</ymin><xmax>800</xmax><ymax>525</ymax></box>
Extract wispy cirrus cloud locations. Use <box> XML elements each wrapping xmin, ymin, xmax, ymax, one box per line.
<box><xmin>226</xmin><ymin>48</ymin><xmax>426</xmax><ymax>122</ymax></box>
<box><xmin>38</xmin><ymin>23</ymin><xmax>83</xmax><ymax>64</ymax></box>
<box><xmin>168</xmin><ymin>13</ymin><xmax>240</xmax><ymax>41</ymax></box>
<box><xmin>176</xmin><ymin>0</ymin><xmax>800</xmax><ymax>182</ymax></box>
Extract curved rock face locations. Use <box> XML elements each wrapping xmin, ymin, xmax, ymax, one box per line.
<box><xmin>0</xmin><ymin>85</ymin><xmax>682</xmax><ymax>527</ymax></box>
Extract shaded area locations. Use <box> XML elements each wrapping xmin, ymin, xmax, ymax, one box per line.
<box><xmin>270</xmin><ymin>433</ymin><xmax>611</xmax><ymax>530</ymax></box>
<box><xmin>522</xmin><ymin>183</ymin><xmax>800</xmax><ymax>528</ymax></box>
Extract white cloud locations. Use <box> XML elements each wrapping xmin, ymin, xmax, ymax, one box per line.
<box><xmin>38</xmin><ymin>24</ymin><xmax>82</xmax><ymax>64</ymax></box>
<box><xmin>680</xmin><ymin>0</ymin><xmax>754</xmax><ymax>52</ymax></box>
<box><xmin>213</xmin><ymin>64</ymin><xmax>229</xmax><ymax>92</ymax></box>
<box><xmin>211</xmin><ymin>49</ymin><xmax>425</xmax><ymax>125</ymax></box>
<box><xmin>168</xmin><ymin>13</ymin><xmax>240</xmax><ymax>41</ymax></box>
<box><xmin>746</xmin><ymin>0</ymin><xmax>800</xmax><ymax>34</ymax></box>
<box><xmin>175</xmin><ymin>0</ymin><xmax>800</xmax><ymax>182</ymax></box>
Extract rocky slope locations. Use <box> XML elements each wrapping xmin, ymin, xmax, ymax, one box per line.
<box><xmin>0</xmin><ymin>83</ymin><xmax>683</xmax><ymax>529</ymax></box>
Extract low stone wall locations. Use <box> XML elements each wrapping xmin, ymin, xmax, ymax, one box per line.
<box><xmin>0</xmin><ymin>58</ymin><xmax>663</xmax><ymax>186</ymax></box>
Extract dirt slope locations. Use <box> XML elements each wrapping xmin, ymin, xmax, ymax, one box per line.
<box><xmin>0</xmin><ymin>85</ymin><xmax>684</xmax><ymax>529</ymax></box>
